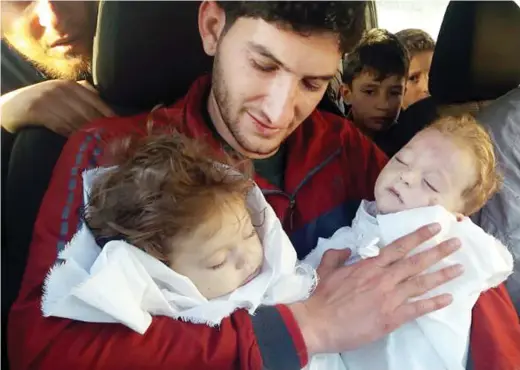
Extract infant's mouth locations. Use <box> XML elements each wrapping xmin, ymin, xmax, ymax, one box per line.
<box><xmin>388</xmin><ymin>187</ymin><xmax>403</xmax><ymax>203</ymax></box>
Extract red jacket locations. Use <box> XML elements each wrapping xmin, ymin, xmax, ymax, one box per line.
<box><xmin>8</xmin><ymin>76</ymin><xmax>520</xmax><ymax>370</ymax></box>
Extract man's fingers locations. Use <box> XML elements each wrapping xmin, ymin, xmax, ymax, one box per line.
<box><xmin>376</xmin><ymin>223</ymin><xmax>442</xmax><ymax>267</ymax></box>
<box><xmin>389</xmin><ymin>237</ymin><xmax>461</xmax><ymax>284</ymax></box>
<box><xmin>397</xmin><ymin>264</ymin><xmax>464</xmax><ymax>301</ymax></box>
<box><xmin>61</xmin><ymin>98</ymin><xmax>106</xmax><ymax>128</ymax></box>
<box><xmin>393</xmin><ymin>294</ymin><xmax>453</xmax><ymax>327</ymax></box>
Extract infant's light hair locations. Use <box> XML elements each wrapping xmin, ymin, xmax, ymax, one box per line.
<box><xmin>426</xmin><ymin>114</ymin><xmax>501</xmax><ymax>215</ymax></box>
<box><xmin>86</xmin><ymin>131</ymin><xmax>254</xmax><ymax>261</ymax></box>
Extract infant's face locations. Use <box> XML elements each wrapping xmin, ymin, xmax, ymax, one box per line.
<box><xmin>168</xmin><ymin>199</ymin><xmax>264</xmax><ymax>300</ymax></box>
<box><xmin>374</xmin><ymin>129</ymin><xmax>477</xmax><ymax>214</ymax></box>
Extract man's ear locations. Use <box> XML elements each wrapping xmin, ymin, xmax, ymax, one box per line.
<box><xmin>340</xmin><ymin>84</ymin><xmax>352</xmax><ymax>105</ymax></box>
<box><xmin>198</xmin><ymin>1</ymin><xmax>227</xmax><ymax>56</ymax></box>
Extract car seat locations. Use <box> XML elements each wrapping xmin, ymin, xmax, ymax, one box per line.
<box><xmin>471</xmin><ymin>87</ymin><xmax>520</xmax><ymax>315</ymax></box>
<box><xmin>93</xmin><ymin>1</ymin><xmax>212</xmax><ymax>114</ymax></box>
<box><xmin>377</xmin><ymin>0</ymin><xmax>520</xmax><ymax>157</ymax></box>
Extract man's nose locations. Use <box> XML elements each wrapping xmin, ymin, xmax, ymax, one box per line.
<box><xmin>262</xmin><ymin>74</ymin><xmax>297</xmax><ymax>127</ymax></box>
<box><xmin>35</xmin><ymin>0</ymin><xmax>58</xmax><ymax>30</ymax></box>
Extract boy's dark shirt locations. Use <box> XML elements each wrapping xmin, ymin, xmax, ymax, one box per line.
<box><xmin>376</xmin><ymin>98</ymin><xmax>440</xmax><ymax>157</ymax></box>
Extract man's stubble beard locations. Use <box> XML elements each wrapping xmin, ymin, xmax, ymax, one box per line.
<box><xmin>212</xmin><ymin>49</ymin><xmax>282</xmax><ymax>157</ymax></box>
<box><xmin>4</xmin><ymin>27</ymin><xmax>91</xmax><ymax>80</ymax></box>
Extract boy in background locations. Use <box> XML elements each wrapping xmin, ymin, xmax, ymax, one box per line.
<box><xmin>396</xmin><ymin>28</ymin><xmax>436</xmax><ymax>109</ymax></box>
<box><xmin>341</xmin><ymin>28</ymin><xmax>409</xmax><ymax>139</ymax></box>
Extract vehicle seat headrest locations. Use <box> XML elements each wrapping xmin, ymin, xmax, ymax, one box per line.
<box><xmin>93</xmin><ymin>1</ymin><xmax>212</xmax><ymax>113</ymax></box>
<box><xmin>430</xmin><ymin>1</ymin><xmax>520</xmax><ymax>104</ymax></box>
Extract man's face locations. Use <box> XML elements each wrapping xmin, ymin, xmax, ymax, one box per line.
<box><xmin>343</xmin><ymin>71</ymin><xmax>405</xmax><ymax>136</ymax></box>
<box><xmin>403</xmin><ymin>51</ymin><xmax>433</xmax><ymax>109</ymax></box>
<box><xmin>374</xmin><ymin>129</ymin><xmax>476</xmax><ymax>215</ymax></box>
<box><xmin>1</xmin><ymin>0</ymin><xmax>98</xmax><ymax>79</ymax></box>
<box><xmin>203</xmin><ymin>13</ymin><xmax>341</xmax><ymax>159</ymax></box>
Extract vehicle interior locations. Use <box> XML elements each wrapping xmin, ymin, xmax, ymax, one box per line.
<box><xmin>2</xmin><ymin>1</ymin><xmax>520</xmax><ymax>368</ymax></box>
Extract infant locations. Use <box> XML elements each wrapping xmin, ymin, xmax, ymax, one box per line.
<box><xmin>42</xmin><ymin>131</ymin><xmax>340</xmax><ymax>370</ymax></box>
<box><xmin>305</xmin><ymin>114</ymin><xmax>514</xmax><ymax>370</ymax></box>
<box><xmin>85</xmin><ymin>133</ymin><xmax>265</xmax><ymax>300</ymax></box>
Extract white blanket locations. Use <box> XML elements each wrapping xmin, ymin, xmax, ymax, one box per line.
<box><xmin>305</xmin><ymin>200</ymin><xmax>514</xmax><ymax>370</ymax></box>
<box><xmin>41</xmin><ymin>167</ymin><xmax>343</xmax><ymax>370</ymax></box>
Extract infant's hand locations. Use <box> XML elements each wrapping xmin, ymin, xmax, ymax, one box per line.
<box><xmin>454</xmin><ymin>213</ymin><xmax>465</xmax><ymax>222</ymax></box>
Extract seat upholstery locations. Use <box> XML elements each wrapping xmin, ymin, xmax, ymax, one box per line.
<box><xmin>93</xmin><ymin>1</ymin><xmax>212</xmax><ymax>114</ymax></box>
<box><xmin>429</xmin><ymin>1</ymin><xmax>520</xmax><ymax>104</ymax></box>
<box><xmin>472</xmin><ymin>88</ymin><xmax>520</xmax><ymax>314</ymax></box>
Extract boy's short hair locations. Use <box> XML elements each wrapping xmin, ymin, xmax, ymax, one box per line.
<box><xmin>427</xmin><ymin>114</ymin><xmax>501</xmax><ymax>215</ymax></box>
<box><xmin>395</xmin><ymin>28</ymin><xmax>435</xmax><ymax>57</ymax></box>
<box><xmin>342</xmin><ymin>28</ymin><xmax>410</xmax><ymax>85</ymax></box>
<box><xmin>86</xmin><ymin>131</ymin><xmax>254</xmax><ymax>262</ymax></box>
<box><xmin>216</xmin><ymin>1</ymin><xmax>367</xmax><ymax>53</ymax></box>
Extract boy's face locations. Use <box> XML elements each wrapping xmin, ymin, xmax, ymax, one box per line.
<box><xmin>199</xmin><ymin>2</ymin><xmax>342</xmax><ymax>159</ymax></box>
<box><xmin>169</xmin><ymin>198</ymin><xmax>264</xmax><ymax>300</ymax></box>
<box><xmin>374</xmin><ymin>129</ymin><xmax>477</xmax><ymax>215</ymax></box>
<box><xmin>343</xmin><ymin>71</ymin><xmax>405</xmax><ymax>136</ymax></box>
<box><xmin>403</xmin><ymin>51</ymin><xmax>434</xmax><ymax>109</ymax></box>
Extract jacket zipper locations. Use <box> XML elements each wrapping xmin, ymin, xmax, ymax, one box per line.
<box><xmin>262</xmin><ymin>148</ymin><xmax>341</xmax><ymax>231</ymax></box>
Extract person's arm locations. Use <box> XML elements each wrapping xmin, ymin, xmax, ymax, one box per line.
<box><xmin>470</xmin><ymin>284</ymin><xmax>520</xmax><ymax>370</ymax></box>
<box><xmin>0</xmin><ymin>80</ymin><xmax>114</xmax><ymax>136</ymax></box>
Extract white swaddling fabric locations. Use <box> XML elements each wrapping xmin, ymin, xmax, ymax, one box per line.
<box><xmin>41</xmin><ymin>167</ymin><xmax>347</xmax><ymax>370</ymax></box>
<box><xmin>42</xmin><ymin>166</ymin><xmax>318</xmax><ymax>331</ymax></box>
<box><xmin>305</xmin><ymin>200</ymin><xmax>513</xmax><ymax>370</ymax></box>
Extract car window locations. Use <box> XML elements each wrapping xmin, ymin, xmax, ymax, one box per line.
<box><xmin>375</xmin><ymin>0</ymin><xmax>450</xmax><ymax>40</ymax></box>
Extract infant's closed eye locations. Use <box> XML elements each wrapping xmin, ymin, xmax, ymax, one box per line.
<box><xmin>209</xmin><ymin>260</ymin><xmax>226</xmax><ymax>270</ymax></box>
<box><xmin>424</xmin><ymin>179</ymin><xmax>439</xmax><ymax>193</ymax></box>
<box><xmin>245</xmin><ymin>228</ymin><xmax>257</xmax><ymax>239</ymax></box>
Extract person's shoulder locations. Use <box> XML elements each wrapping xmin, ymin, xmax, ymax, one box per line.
<box><xmin>78</xmin><ymin>111</ymin><xmax>150</xmax><ymax>139</ymax></box>
<box><xmin>78</xmin><ymin>105</ymin><xmax>186</xmax><ymax>142</ymax></box>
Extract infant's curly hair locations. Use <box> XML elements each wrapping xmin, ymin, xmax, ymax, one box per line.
<box><xmin>426</xmin><ymin>114</ymin><xmax>501</xmax><ymax>215</ymax></box>
<box><xmin>85</xmin><ymin>131</ymin><xmax>254</xmax><ymax>262</ymax></box>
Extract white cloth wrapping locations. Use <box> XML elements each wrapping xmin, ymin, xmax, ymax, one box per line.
<box><xmin>304</xmin><ymin>200</ymin><xmax>514</xmax><ymax>370</ymax></box>
<box><xmin>41</xmin><ymin>167</ymin><xmax>345</xmax><ymax>370</ymax></box>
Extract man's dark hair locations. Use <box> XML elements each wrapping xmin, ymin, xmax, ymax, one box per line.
<box><xmin>342</xmin><ymin>28</ymin><xmax>409</xmax><ymax>85</ymax></box>
<box><xmin>216</xmin><ymin>1</ymin><xmax>367</xmax><ymax>53</ymax></box>
<box><xmin>395</xmin><ymin>28</ymin><xmax>435</xmax><ymax>57</ymax></box>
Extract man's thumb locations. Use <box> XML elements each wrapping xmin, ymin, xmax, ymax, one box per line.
<box><xmin>317</xmin><ymin>249</ymin><xmax>352</xmax><ymax>275</ymax></box>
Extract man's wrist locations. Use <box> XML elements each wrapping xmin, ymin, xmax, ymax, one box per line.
<box><xmin>287</xmin><ymin>302</ymin><xmax>320</xmax><ymax>355</ymax></box>
<box><xmin>251</xmin><ymin>305</ymin><xmax>308</xmax><ymax>370</ymax></box>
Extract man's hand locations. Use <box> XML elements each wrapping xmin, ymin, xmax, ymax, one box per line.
<box><xmin>289</xmin><ymin>223</ymin><xmax>464</xmax><ymax>354</ymax></box>
<box><xmin>1</xmin><ymin>80</ymin><xmax>114</xmax><ymax>136</ymax></box>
